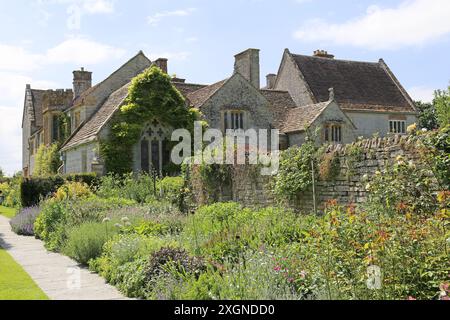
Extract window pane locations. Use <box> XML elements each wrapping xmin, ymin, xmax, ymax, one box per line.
<box><xmin>401</xmin><ymin>122</ymin><xmax>406</xmax><ymax>134</ymax></box>
<box><xmin>231</xmin><ymin>113</ymin><xmax>235</xmax><ymax>129</ymax></box>
<box><xmin>240</xmin><ymin>113</ymin><xmax>244</xmax><ymax>129</ymax></box>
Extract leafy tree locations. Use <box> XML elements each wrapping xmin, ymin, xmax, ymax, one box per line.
<box><xmin>415</xmin><ymin>101</ymin><xmax>438</xmax><ymax>130</ymax></box>
<box><xmin>434</xmin><ymin>85</ymin><xmax>450</xmax><ymax>128</ymax></box>
<box><xmin>0</xmin><ymin>167</ymin><xmax>4</xmax><ymax>178</ymax></box>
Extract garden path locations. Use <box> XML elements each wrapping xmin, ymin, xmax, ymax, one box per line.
<box><xmin>0</xmin><ymin>215</ymin><xmax>128</xmax><ymax>300</ymax></box>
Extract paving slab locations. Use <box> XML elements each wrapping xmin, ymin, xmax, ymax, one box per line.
<box><xmin>0</xmin><ymin>215</ymin><xmax>128</xmax><ymax>300</ymax></box>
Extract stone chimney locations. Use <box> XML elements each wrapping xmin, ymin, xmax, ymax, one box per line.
<box><xmin>73</xmin><ymin>67</ymin><xmax>92</xmax><ymax>99</ymax></box>
<box><xmin>234</xmin><ymin>48</ymin><xmax>260</xmax><ymax>89</ymax></box>
<box><xmin>313</xmin><ymin>50</ymin><xmax>334</xmax><ymax>59</ymax></box>
<box><xmin>154</xmin><ymin>58</ymin><xmax>168</xmax><ymax>74</ymax></box>
<box><xmin>266</xmin><ymin>74</ymin><xmax>277</xmax><ymax>89</ymax></box>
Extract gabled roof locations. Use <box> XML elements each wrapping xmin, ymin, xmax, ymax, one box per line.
<box><xmin>282</xmin><ymin>101</ymin><xmax>330</xmax><ymax>133</ymax></box>
<box><xmin>61</xmin><ymin>83</ymin><xmax>130</xmax><ymax>151</ymax></box>
<box><xmin>69</xmin><ymin>51</ymin><xmax>152</xmax><ymax>110</ymax></box>
<box><xmin>289</xmin><ymin>52</ymin><xmax>416</xmax><ymax>113</ymax></box>
<box><xmin>172</xmin><ymin>81</ymin><xmax>207</xmax><ymax>98</ymax></box>
<box><xmin>61</xmin><ymin>79</ymin><xmax>208</xmax><ymax>151</ymax></box>
<box><xmin>260</xmin><ymin>89</ymin><xmax>297</xmax><ymax>128</ymax></box>
<box><xmin>186</xmin><ymin>79</ymin><xmax>229</xmax><ymax>108</ymax></box>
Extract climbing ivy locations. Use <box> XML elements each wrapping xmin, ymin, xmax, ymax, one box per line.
<box><xmin>100</xmin><ymin>66</ymin><xmax>201</xmax><ymax>174</ymax></box>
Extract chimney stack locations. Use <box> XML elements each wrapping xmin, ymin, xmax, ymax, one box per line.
<box><xmin>234</xmin><ymin>48</ymin><xmax>260</xmax><ymax>89</ymax></box>
<box><xmin>73</xmin><ymin>68</ymin><xmax>92</xmax><ymax>99</ymax></box>
<box><xmin>154</xmin><ymin>58</ymin><xmax>168</xmax><ymax>74</ymax></box>
<box><xmin>266</xmin><ymin>74</ymin><xmax>277</xmax><ymax>89</ymax></box>
<box><xmin>313</xmin><ymin>50</ymin><xmax>334</xmax><ymax>59</ymax></box>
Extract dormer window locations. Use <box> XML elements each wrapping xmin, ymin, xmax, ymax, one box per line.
<box><xmin>224</xmin><ymin>111</ymin><xmax>245</xmax><ymax>130</ymax></box>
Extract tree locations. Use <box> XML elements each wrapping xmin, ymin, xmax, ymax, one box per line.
<box><xmin>434</xmin><ymin>85</ymin><xmax>450</xmax><ymax>128</ymax></box>
<box><xmin>0</xmin><ymin>167</ymin><xmax>4</xmax><ymax>178</ymax></box>
<box><xmin>415</xmin><ymin>100</ymin><xmax>439</xmax><ymax>131</ymax></box>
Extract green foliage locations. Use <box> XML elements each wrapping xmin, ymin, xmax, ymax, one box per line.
<box><xmin>157</xmin><ymin>176</ymin><xmax>184</xmax><ymax>206</ymax></box>
<box><xmin>20</xmin><ymin>173</ymin><xmax>98</xmax><ymax>207</ymax></box>
<box><xmin>366</xmin><ymin>156</ymin><xmax>437</xmax><ymax>217</ymax></box>
<box><xmin>421</xmin><ymin>125</ymin><xmax>450</xmax><ymax>189</ymax></box>
<box><xmin>434</xmin><ymin>86</ymin><xmax>450</xmax><ymax>128</ymax></box>
<box><xmin>416</xmin><ymin>100</ymin><xmax>439</xmax><ymax>130</ymax></box>
<box><xmin>0</xmin><ymin>176</ymin><xmax>22</xmax><ymax>208</ymax></box>
<box><xmin>33</xmin><ymin>144</ymin><xmax>61</xmax><ymax>177</ymax></box>
<box><xmin>34</xmin><ymin>196</ymin><xmax>135</xmax><ymax>251</ymax></box>
<box><xmin>273</xmin><ymin>141</ymin><xmax>317</xmax><ymax>200</ymax></box>
<box><xmin>63</xmin><ymin>222</ymin><xmax>117</xmax><ymax>265</ymax></box>
<box><xmin>100</xmin><ymin>66</ymin><xmax>199</xmax><ymax>174</ymax></box>
<box><xmin>344</xmin><ymin>144</ymin><xmax>364</xmax><ymax>179</ymax></box>
<box><xmin>318</xmin><ymin>150</ymin><xmax>341</xmax><ymax>181</ymax></box>
<box><xmin>96</xmin><ymin>173</ymin><xmax>155</xmax><ymax>204</ymax></box>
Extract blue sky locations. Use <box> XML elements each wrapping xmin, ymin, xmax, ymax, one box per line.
<box><xmin>1</xmin><ymin>0</ymin><xmax>449</xmax><ymax>175</ymax></box>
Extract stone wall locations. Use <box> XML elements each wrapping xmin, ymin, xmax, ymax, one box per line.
<box><xmin>193</xmin><ymin>134</ymin><xmax>434</xmax><ymax>213</ymax></box>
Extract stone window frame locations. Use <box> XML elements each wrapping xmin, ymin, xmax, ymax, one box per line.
<box><xmin>389</xmin><ymin>120</ymin><xmax>406</xmax><ymax>134</ymax></box>
<box><xmin>222</xmin><ymin>109</ymin><xmax>248</xmax><ymax>132</ymax></box>
<box><xmin>324</xmin><ymin>122</ymin><xmax>343</xmax><ymax>143</ymax></box>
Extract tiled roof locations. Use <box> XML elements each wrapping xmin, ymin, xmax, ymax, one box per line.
<box><xmin>172</xmin><ymin>81</ymin><xmax>207</xmax><ymax>98</ymax></box>
<box><xmin>186</xmin><ymin>79</ymin><xmax>228</xmax><ymax>108</ymax></box>
<box><xmin>62</xmin><ymin>83</ymin><xmax>130</xmax><ymax>150</ymax></box>
<box><xmin>260</xmin><ymin>89</ymin><xmax>297</xmax><ymax>129</ymax></box>
<box><xmin>291</xmin><ymin>54</ymin><xmax>416</xmax><ymax>113</ymax></box>
<box><xmin>282</xmin><ymin>102</ymin><xmax>330</xmax><ymax>133</ymax></box>
<box><xmin>70</xmin><ymin>51</ymin><xmax>151</xmax><ymax>109</ymax></box>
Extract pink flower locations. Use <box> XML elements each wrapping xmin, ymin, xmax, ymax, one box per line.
<box><xmin>299</xmin><ymin>271</ymin><xmax>307</xmax><ymax>279</ymax></box>
<box><xmin>274</xmin><ymin>266</ymin><xmax>281</xmax><ymax>272</ymax></box>
<box><xmin>407</xmin><ymin>296</ymin><xmax>417</xmax><ymax>301</ymax></box>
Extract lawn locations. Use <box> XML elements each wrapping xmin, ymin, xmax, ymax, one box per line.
<box><xmin>0</xmin><ymin>249</ymin><xmax>48</xmax><ymax>300</ymax></box>
<box><xmin>0</xmin><ymin>205</ymin><xmax>17</xmax><ymax>218</ymax></box>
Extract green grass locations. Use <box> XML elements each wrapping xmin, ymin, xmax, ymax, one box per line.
<box><xmin>0</xmin><ymin>205</ymin><xmax>17</xmax><ymax>218</ymax></box>
<box><xmin>0</xmin><ymin>249</ymin><xmax>49</xmax><ymax>300</ymax></box>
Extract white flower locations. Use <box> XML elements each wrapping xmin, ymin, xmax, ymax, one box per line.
<box><xmin>365</xmin><ymin>183</ymin><xmax>371</xmax><ymax>191</ymax></box>
<box><xmin>362</xmin><ymin>174</ymin><xmax>369</xmax><ymax>181</ymax></box>
<box><xmin>121</xmin><ymin>217</ymin><xmax>129</xmax><ymax>223</ymax></box>
<box><xmin>114</xmin><ymin>223</ymin><xmax>123</xmax><ymax>229</ymax></box>
<box><xmin>102</xmin><ymin>218</ymin><xmax>111</xmax><ymax>223</ymax></box>
<box><xmin>422</xmin><ymin>128</ymin><xmax>428</xmax><ymax>133</ymax></box>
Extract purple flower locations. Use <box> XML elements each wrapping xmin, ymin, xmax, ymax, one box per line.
<box><xmin>10</xmin><ymin>206</ymin><xmax>41</xmax><ymax>236</ymax></box>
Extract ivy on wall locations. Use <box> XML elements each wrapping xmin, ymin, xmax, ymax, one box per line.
<box><xmin>100</xmin><ymin>66</ymin><xmax>201</xmax><ymax>174</ymax></box>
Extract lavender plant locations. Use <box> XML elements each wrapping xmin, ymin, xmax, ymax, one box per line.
<box><xmin>10</xmin><ymin>206</ymin><xmax>41</xmax><ymax>236</ymax></box>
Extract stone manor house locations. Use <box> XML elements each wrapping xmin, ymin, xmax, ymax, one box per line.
<box><xmin>22</xmin><ymin>48</ymin><xmax>418</xmax><ymax>176</ymax></box>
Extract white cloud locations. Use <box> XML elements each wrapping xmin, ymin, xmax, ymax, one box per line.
<box><xmin>294</xmin><ymin>0</ymin><xmax>450</xmax><ymax>50</ymax></box>
<box><xmin>45</xmin><ymin>36</ymin><xmax>125</xmax><ymax>65</ymax></box>
<box><xmin>0</xmin><ymin>44</ymin><xmax>44</xmax><ymax>72</ymax></box>
<box><xmin>148</xmin><ymin>8</ymin><xmax>196</xmax><ymax>27</ymax></box>
<box><xmin>409</xmin><ymin>86</ymin><xmax>435</xmax><ymax>103</ymax></box>
<box><xmin>0</xmin><ymin>106</ymin><xmax>22</xmax><ymax>176</ymax></box>
<box><xmin>185</xmin><ymin>37</ymin><xmax>199</xmax><ymax>43</ymax></box>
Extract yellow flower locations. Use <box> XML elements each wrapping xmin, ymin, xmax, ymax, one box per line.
<box><xmin>407</xmin><ymin>123</ymin><xmax>417</xmax><ymax>134</ymax></box>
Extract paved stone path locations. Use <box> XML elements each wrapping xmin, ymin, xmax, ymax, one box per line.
<box><xmin>0</xmin><ymin>215</ymin><xmax>128</xmax><ymax>300</ymax></box>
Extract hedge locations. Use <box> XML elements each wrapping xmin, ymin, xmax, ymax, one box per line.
<box><xmin>20</xmin><ymin>174</ymin><xmax>99</xmax><ymax>207</ymax></box>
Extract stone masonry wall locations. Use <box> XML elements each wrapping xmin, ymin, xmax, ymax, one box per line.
<box><xmin>195</xmin><ymin>134</ymin><xmax>434</xmax><ymax>213</ymax></box>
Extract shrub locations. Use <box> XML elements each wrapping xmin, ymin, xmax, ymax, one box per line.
<box><xmin>273</xmin><ymin>142</ymin><xmax>317</xmax><ymax>200</ymax></box>
<box><xmin>96</xmin><ymin>173</ymin><xmax>155</xmax><ymax>204</ymax></box>
<box><xmin>157</xmin><ymin>176</ymin><xmax>184</xmax><ymax>205</ymax></box>
<box><xmin>318</xmin><ymin>150</ymin><xmax>340</xmax><ymax>181</ymax></box>
<box><xmin>146</xmin><ymin>247</ymin><xmax>205</xmax><ymax>282</ymax></box>
<box><xmin>20</xmin><ymin>173</ymin><xmax>97</xmax><ymax>207</ymax></box>
<box><xmin>10</xmin><ymin>206</ymin><xmax>41</xmax><ymax>236</ymax></box>
<box><xmin>34</xmin><ymin>199</ymin><xmax>67</xmax><ymax>250</ymax></box>
<box><xmin>0</xmin><ymin>177</ymin><xmax>21</xmax><ymax>208</ymax></box>
<box><xmin>421</xmin><ymin>125</ymin><xmax>450</xmax><ymax>189</ymax></box>
<box><xmin>63</xmin><ymin>222</ymin><xmax>117</xmax><ymax>265</ymax></box>
<box><xmin>54</xmin><ymin>182</ymin><xmax>93</xmax><ymax>201</ymax></box>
